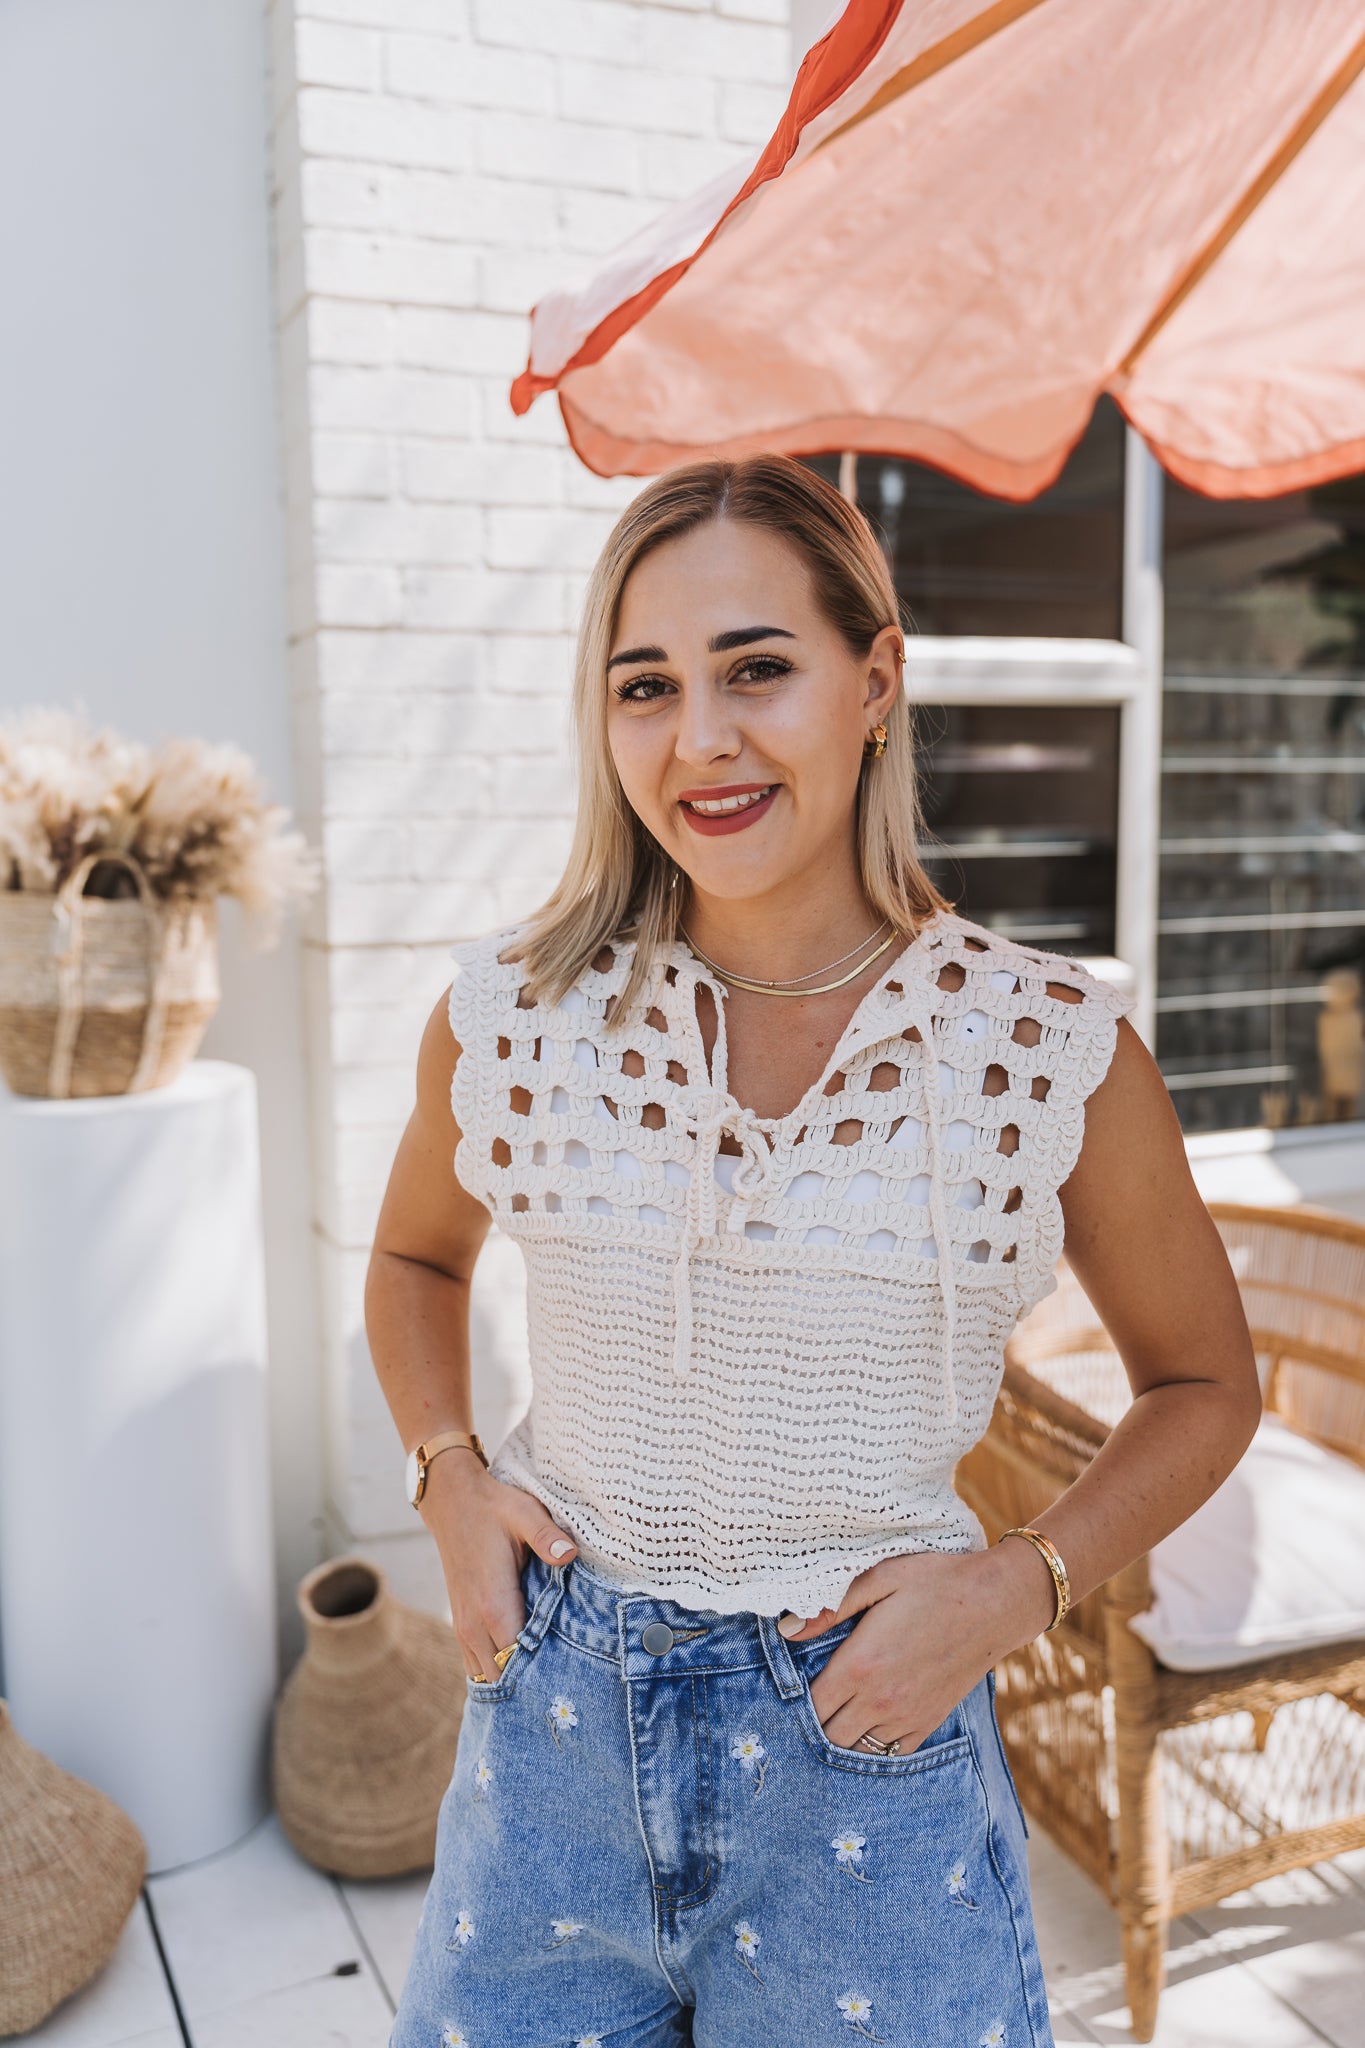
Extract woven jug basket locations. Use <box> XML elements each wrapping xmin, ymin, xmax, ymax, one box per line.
<box><xmin>0</xmin><ymin>1699</ymin><xmax>147</xmax><ymax>2038</ymax></box>
<box><xmin>271</xmin><ymin>1555</ymin><xmax>465</xmax><ymax>1880</ymax></box>
<box><xmin>0</xmin><ymin>849</ymin><xmax>219</xmax><ymax>1098</ymax></box>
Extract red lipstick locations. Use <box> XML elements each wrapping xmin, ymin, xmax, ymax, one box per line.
<box><xmin>676</xmin><ymin>782</ymin><xmax>779</xmax><ymax>837</ymax></box>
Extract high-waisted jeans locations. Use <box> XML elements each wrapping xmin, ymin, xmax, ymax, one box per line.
<box><xmin>391</xmin><ymin>1552</ymin><xmax>1055</xmax><ymax>2048</ymax></box>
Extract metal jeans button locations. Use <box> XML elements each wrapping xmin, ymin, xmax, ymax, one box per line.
<box><xmin>641</xmin><ymin>1622</ymin><xmax>675</xmax><ymax>1656</ymax></box>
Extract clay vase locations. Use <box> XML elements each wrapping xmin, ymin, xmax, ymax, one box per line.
<box><xmin>0</xmin><ymin>1699</ymin><xmax>147</xmax><ymax>2038</ymax></box>
<box><xmin>271</xmin><ymin>1555</ymin><xmax>465</xmax><ymax>1879</ymax></box>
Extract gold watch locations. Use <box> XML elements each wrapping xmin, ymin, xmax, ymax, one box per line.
<box><xmin>405</xmin><ymin>1429</ymin><xmax>488</xmax><ymax>1507</ymax></box>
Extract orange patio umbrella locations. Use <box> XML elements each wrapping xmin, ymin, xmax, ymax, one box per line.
<box><xmin>511</xmin><ymin>0</ymin><xmax>1365</xmax><ymax>500</ymax></box>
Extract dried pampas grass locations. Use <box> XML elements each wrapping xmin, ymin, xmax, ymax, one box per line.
<box><xmin>0</xmin><ymin>709</ymin><xmax>319</xmax><ymax>947</ymax></box>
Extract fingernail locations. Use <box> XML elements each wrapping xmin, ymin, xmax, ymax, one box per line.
<box><xmin>777</xmin><ymin>1614</ymin><xmax>803</xmax><ymax>1638</ymax></box>
<box><xmin>549</xmin><ymin>1539</ymin><xmax>575</xmax><ymax>1558</ymax></box>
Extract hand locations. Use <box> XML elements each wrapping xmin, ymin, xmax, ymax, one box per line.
<box><xmin>417</xmin><ymin>1450</ymin><xmax>578</xmax><ymax>1682</ymax></box>
<box><xmin>778</xmin><ymin>1542</ymin><xmax>1056</xmax><ymax>1754</ymax></box>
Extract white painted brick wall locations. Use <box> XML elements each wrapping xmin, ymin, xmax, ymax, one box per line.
<box><xmin>268</xmin><ymin>0</ymin><xmax>791</xmax><ymax>1572</ymax></box>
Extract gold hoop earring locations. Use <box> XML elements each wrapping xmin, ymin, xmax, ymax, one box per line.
<box><xmin>863</xmin><ymin>722</ymin><xmax>888</xmax><ymax>760</ymax></box>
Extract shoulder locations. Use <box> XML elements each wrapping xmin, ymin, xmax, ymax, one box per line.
<box><xmin>444</xmin><ymin>921</ymin><xmax>533</xmax><ymax>1032</ymax></box>
<box><xmin>932</xmin><ymin>910</ymin><xmax>1136</xmax><ymax>1026</ymax></box>
<box><xmin>448</xmin><ymin>920</ymin><xmax>528</xmax><ymax>990</ymax></box>
<box><xmin>446</xmin><ymin>921</ymin><xmax>648</xmax><ymax>1041</ymax></box>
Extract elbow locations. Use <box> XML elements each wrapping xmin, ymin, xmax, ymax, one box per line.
<box><xmin>1232</xmin><ymin>1357</ymin><xmax>1263</xmax><ymax>1456</ymax></box>
<box><xmin>362</xmin><ymin>1244</ymin><xmax>389</xmax><ymax>1345</ymax></box>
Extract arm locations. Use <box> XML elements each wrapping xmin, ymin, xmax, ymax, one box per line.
<box><xmin>790</xmin><ymin>1016</ymin><xmax>1263</xmax><ymax>1754</ymax></box>
<box><xmin>364</xmin><ymin>987</ymin><xmax>578</xmax><ymax>1683</ymax></box>
<box><xmin>1002</xmin><ymin>1014</ymin><xmax>1262</xmax><ymax>1617</ymax></box>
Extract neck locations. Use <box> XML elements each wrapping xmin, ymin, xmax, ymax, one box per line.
<box><xmin>681</xmin><ymin>856</ymin><xmax>885</xmax><ymax>987</ymax></box>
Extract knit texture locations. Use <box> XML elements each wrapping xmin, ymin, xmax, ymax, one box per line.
<box><xmin>448</xmin><ymin>909</ymin><xmax>1134</xmax><ymax>1617</ymax></box>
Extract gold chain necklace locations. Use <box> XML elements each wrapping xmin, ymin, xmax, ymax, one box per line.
<box><xmin>679</xmin><ymin>920</ymin><xmax>897</xmax><ymax>997</ymax></box>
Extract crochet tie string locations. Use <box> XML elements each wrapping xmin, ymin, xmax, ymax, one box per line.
<box><xmin>672</xmin><ymin>1091</ymin><xmax>771</xmax><ymax>1379</ymax></box>
<box><xmin>901</xmin><ymin>990</ymin><xmax>959</xmax><ymax>1431</ymax></box>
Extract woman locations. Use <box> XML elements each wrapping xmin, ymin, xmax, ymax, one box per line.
<box><xmin>370</xmin><ymin>456</ymin><xmax>1260</xmax><ymax>2048</ymax></box>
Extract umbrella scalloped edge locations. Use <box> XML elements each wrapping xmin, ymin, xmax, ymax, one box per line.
<box><xmin>508</xmin><ymin>0</ymin><xmax>905</xmax><ymax>418</ymax></box>
<box><xmin>557</xmin><ymin>374</ymin><xmax>1365</xmax><ymax>504</ymax></box>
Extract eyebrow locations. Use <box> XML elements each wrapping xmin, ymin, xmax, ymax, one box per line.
<box><xmin>606</xmin><ymin>624</ymin><xmax>796</xmax><ymax>672</ymax></box>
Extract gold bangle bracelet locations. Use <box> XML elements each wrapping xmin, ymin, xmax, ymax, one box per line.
<box><xmin>999</xmin><ymin>1526</ymin><xmax>1072</xmax><ymax>1633</ymax></box>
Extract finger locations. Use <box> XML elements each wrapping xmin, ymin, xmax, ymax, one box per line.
<box><xmin>499</xmin><ymin>1485</ymin><xmax>579</xmax><ymax>1564</ymax></box>
<box><xmin>777</xmin><ymin>1560</ymin><xmax>893</xmax><ymax>1642</ymax></box>
<box><xmin>776</xmin><ymin>1605</ymin><xmax>840</xmax><ymax>1643</ymax></box>
<box><xmin>807</xmin><ymin>1645</ymin><xmax>862</xmax><ymax>1726</ymax></box>
<box><xmin>458</xmin><ymin>1567</ymin><xmax>525</xmax><ymax>1681</ymax></box>
<box><xmin>822</xmin><ymin>1701</ymin><xmax>890</xmax><ymax>1750</ymax></box>
<box><xmin>463</xmin><ymin>1616</ymin><xmax>507</xmax><ymax>1686</ymax></box>
<box><xmin>456</xmin><ymin>1631</ymin><xmax>494</xmax><ymax>1684</ymax></box>
<box><xmin>820</xmin><ymin>1685</ymin><xmax>923</xmax><ymax>1751</ymax></box>
<box><xmin>827</xmin><ymin>1559</ymin><xmax>898</xmax><ymax>1623</ymax></box>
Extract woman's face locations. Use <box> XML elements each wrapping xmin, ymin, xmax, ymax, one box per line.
<box><xmin>605</xmin><ymin>518</ymin><xmax>902</xmax><ymax>907</ymax></box>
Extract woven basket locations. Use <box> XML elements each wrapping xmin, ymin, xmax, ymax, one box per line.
<box><xmin>0</xmin><ymin>850</ymin><xmax>219</xmax><ymax>1098</ymax></box>
<box><xmin>271</xmin><ymin>1555</ymin><xmax>465</xmax><ymax>1880</ymax></box>
<box><xmin>0</xmin><ymin>1699</ymin><xmax>147</xmax><ymax>2038</ymax></box>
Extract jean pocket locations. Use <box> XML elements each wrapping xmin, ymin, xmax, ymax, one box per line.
<box><xmin>459</xmin><ymin>1557</ymin><xmax>551</xmax><ymax>1704</ymax></box>
<box><xmin>791</xmin><ymin>1628</ymin><xmax>974</xmax><ymax>1776</ymax></box>
<box><xmin>985</xmin><ymin>1666</ymin><xmax>1030</xmax><ymax>1836</ymax></box>
<box><xmin>464</xmin><ymin>1665</ymin><xmax>519</xmax><ymax>1705</ymax></box>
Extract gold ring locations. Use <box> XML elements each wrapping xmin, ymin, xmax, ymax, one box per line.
<box><xmin>492</xmin><ymin>1643</ymin><xmax>518</xmax><ymax>1671</ymax></box>
<box><xmin>469</xmin><ymin>1671</ymin><xmax>490</xmax><ymax>1684</ymax></box>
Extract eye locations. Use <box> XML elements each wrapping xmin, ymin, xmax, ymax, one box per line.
<box><xmin>731</xmin><ymin>654</ymin><xmax>793</xmax><ymax>684</ymax></box>
<box><xmin>613</xmin><ymin>672</ymin><xmax>674</xmax><ymax>703</ymax></box>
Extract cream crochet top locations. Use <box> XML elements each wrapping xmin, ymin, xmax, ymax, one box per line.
<box><xmin>448</xmin><ymin>908</ymin><xmax>1133</xmax><ymax>1617</ymax></box>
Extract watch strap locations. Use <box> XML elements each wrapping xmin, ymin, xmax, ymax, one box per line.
<box><xmin>408</xmin><ymin>1429</ymin><xmax>489</xmax><ymax>1507</ymax></box>
<box><xmin>420</xmin><ymin>1428</ymin><xmax>488</xmax><ymax>1471</ymax></box>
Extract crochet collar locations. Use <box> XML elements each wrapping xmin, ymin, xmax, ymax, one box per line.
<box><xmin>657</xmin><ymin>905</ymin><xmax>965</xmax><ymax>1090</ymax></box>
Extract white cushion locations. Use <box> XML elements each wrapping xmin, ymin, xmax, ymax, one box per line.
<box><xmin>1129</xmin><ymin>1414</ymin><xmax>1365</xmax><ymax>1672</ymax></box>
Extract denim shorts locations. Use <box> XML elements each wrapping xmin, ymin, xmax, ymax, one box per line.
<box><xmin>391</xmin><ymin>1552</ymin><xmax>1055</xmax><ymax>2048</ymax></box>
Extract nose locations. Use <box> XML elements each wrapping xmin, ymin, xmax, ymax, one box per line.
<box><xmin>672</xmin><ymin>680</ymin><xmax>741</xmax><ymax>768</ymax></box>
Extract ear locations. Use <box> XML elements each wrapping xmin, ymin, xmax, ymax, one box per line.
<box><xmin>862</xmin><ymin>623</ymin><xmax>904</xmax><ymax>724</ymax></box>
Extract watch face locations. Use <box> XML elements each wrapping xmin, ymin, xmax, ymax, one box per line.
<box><xmin>404</xmin><ymin>1448</ymin><xmax>422</xmax><ymax>1505</ymax></box>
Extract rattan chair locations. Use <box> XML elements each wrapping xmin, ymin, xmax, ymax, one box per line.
<box><xmin>956</xmin><ymin>1201</ymin><xmax>1365</xmax><ymax>2042</ymax></box>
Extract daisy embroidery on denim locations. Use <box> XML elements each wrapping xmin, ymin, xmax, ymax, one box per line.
<box><xmin>473</xmin><ymin>1756</ymin><xmax>492</xmax><ymax>1799</ymax></box>
<box><xmin>732</xmin><ymin>1920</ymin><xmax>765</xmax><ymax>1984</ymax></box>
<box><xmin>445</xmin><ymin>1908</ymin><xmax>475</xmax><ymax>1952</ymax></box>
<box><xmin>730</xmin><ymin>1732</ymin><xmax>768</xmax><ymax>1792</ymax></box>
<box><xmin>546</xmin><ymin>1695</ymin><xmax>579</xmax><ymax>1747</ymax></box>
<box><xmin>836</xmin><ymin>1989</ymin><xmax>884</xmax><ymax>2039</ymax></box>
<box><xmin>831</xmin><ymin>1830</ymin><xmax>872</xmax><ymax>1883</ymax></box>
<box><xmin>945</xmin><ymin>1859</ymin><xmax>978</xmax><ymax>1910</ymax></box>
<box><xmin>544</xmin><ymin>1917</ymin><xmax>584</xmax><ymax>1950</ymax></box>
<box><xmin>575</xmin><ymin>2035</ymin><xmax>604</xmax><ymax>2047</ymax></box>
<box><xmin>979</xmin><ymin>2025</ymin><xmax>1006</xmax><ymax>2048</ymax></box>
<box><xmin>440</xmin><ymin>2030</ymin><xmax>468</xmax><ymax>2048</ymax></box>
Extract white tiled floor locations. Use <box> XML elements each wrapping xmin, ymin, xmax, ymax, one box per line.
<box><xmin>16</xmin><ymin>1813</ymin><xmax>1365</xmax><ymax>2046</ymax></box>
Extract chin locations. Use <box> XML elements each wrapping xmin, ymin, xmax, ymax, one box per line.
<box><xmin>672</xmin><ymin>849</ymin><xmax>797</xmax><ymax>904</ymax></box>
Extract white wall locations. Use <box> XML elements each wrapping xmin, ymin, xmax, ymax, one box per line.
<box><xmin>789</xmin><ymin>0</ymin><xmax>841</xmax><ymax>66</ymax></box>
<box><xmin>269</xmin><ymin>0</ymin><xmax>792</xmax><ymax>1608</ymax></box>
<box><xmin>0</xmin><ymin>0</ymin><xmax>323</xmax><ymax>1662</ymax></box>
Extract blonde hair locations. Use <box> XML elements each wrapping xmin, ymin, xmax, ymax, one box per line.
<box><xmin>512</xmin><ymin>454</ymin><xmax>950</xmax><ymax>1016</ymax></box>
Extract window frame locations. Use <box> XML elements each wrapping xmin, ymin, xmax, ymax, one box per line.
<box><xmin>888</xmin><ymin>424</ymin><xmax>1162</xmax><ymax>1041</ymax></box>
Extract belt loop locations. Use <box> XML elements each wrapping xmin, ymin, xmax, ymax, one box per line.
<box><xmin>757</xmin><ymin>1613</ymin><xmax>804</xmax><ymax>1700</ymax></box>
<box><xmin>517</xmin><ymin>1558</ymin><xmax>568</xmax><ymax>1656</ymax></box>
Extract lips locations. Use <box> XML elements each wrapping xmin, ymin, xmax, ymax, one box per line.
<box><xmin>677</xmin><ymin>783</ymin><xmax>779</xmax><ymax>836</ymax></box>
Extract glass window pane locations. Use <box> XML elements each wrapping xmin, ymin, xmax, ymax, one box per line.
<box><xmin>913</xmin><ymin>702</ymin><xmax>1121</xmax><ymax>958</ymax></box>
<box><xmin>805</xmin><ymin>411</ymin><xmax>1128</xmax><ymax>968</ymax></box>
<box><xmin>841</xmin><ymin>396</ymin><xmax>1124</xmax><ymax>639</ymax></box>
<box><xmin>1158</xmin><ymin>473</ymin><xmax>1365</xmax><ymax>1134</ymax></box>
<box><xmin>1164</xmin><ymin>472</ymin><xmax>1365</xmax><ymax>677</ymax></box>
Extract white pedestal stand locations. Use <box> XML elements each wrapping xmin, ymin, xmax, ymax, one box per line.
<box><xmin>0</xmin><ymin>1060</ymin><xmax>278</xmax><ymax>1872</ymax></box>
